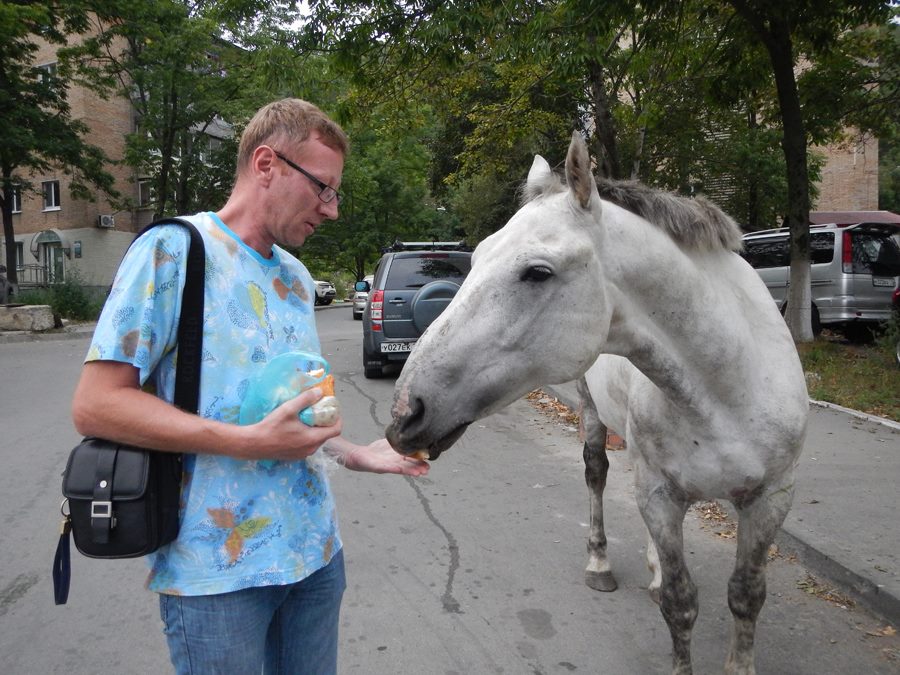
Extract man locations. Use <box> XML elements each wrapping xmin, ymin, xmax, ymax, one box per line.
<box><xmin>71</xmin><ymin>98</ymin><xmax>429</xmax><ymax>674</ymax></box>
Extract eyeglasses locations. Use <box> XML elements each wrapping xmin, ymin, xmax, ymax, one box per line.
<box><xmin>274</xmin><ymin>151</ymin><xmax>342</xmax><ymax>204</ymax></box>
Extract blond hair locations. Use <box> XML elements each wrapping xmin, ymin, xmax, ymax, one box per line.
<box><xmin>236</xmin><ymin>98</ymin><xmax>349</xmax><ymax>175</ymax></box>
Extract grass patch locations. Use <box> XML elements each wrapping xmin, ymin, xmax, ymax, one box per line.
<box><xmin>798</xmin><ymin>332</ymin><xmax>899</xmax><ymax>422</ymax></box>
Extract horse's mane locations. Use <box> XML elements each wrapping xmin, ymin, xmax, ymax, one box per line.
<box><xmin>522</xmin><ymin>173</ymin><xmax>743</xmax><ymax>252</ymax></box>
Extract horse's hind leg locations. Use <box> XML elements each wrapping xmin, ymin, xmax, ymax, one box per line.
<box><xmin>577</xmin><ymin>377</ymin><xmax>617</xmax><ymax>592</ymax></box>
<box><xmin>725</xmin><ymin>473</ymin><xmax>795</xmax><ymax>675</ymax></box>
<box><xmin>637</xmin><ymin>477</ymin><xmax>696</xmax><ymax>675</ymax></box>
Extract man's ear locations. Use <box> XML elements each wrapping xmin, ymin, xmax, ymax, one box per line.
<box><xmin>251</xmin><ymin>145</ymin><xmax>278</xmax><ymax>185</ymax></box>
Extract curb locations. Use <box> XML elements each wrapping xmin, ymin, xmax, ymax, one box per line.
<box><xmin>541</xmin><ymin>383</ymin><xmax>900</xmax><ymax>625</ymax></box>
<box><xmin>0</xmin><ymin>302</ymin><xmax>352</xmax><ymax>345</ymax></box>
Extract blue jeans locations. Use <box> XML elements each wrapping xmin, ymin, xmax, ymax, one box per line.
<box><xmin>158</xmin><ymin>549</ymin><xmax>346</xmax><ymax>675</ymax></box>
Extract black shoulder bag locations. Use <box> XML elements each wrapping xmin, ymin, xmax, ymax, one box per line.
<box><xmin>53</xmin><ymin>217</ymin><xmax>205</xmax><ymax>605</ymax></box>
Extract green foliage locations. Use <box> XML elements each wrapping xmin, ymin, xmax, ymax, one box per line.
<box><xmin>17</xmin><ymin>270</ymin><xmax>104</xmax><ymax>321</ymax></box>
<box><xmin>0</xmin><ymin>0</ymin><xmax>118</xmax><ymax>284</ymax></box>
<box><xmin>300</xmin><ymin>107</ymin><xmax>453</xmax><ymax>280</ymax></box>
<box><xmin>880</xmin><ymin>136</ymin><xmax>900</xmax><ymax>213</ymax></box>
<box><xmin>65</xmin><ymin>0</ymin><xmax>300</xmax><ymax>217</ymax></box>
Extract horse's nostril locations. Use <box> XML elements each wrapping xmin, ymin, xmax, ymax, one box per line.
<box><xmin>387</xmin><ymin>395</ymin><xmax>427</xmax><ymax>454</ymax></box>
<box><xmin>407</xmin><ymin>396</ymin><xmax>425</xmax><ymax>425</ymax></box>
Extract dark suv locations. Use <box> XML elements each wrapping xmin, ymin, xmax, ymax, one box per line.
<box><xmin>358</xmin><ymin>242</ymin><xmax>472</xmax><ymax>378</ymax></box>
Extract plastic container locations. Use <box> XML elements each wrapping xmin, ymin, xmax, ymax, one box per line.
<box><xmin>239</xmin><ymin>352</ymin><xmax>340</xmax><ymax>427</ymax></box>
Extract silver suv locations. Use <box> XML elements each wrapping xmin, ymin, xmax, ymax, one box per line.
<box><xmin>741</xmin><ymin>221</ymin><xmax>900</xmax><ymax>338</ymax></box>
<box><xmin>358</xmin><ymin>242</ymin><xmax>472</xmax><ymax>378</ymax></box>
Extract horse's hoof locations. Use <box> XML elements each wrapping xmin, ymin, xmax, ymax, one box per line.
<box><xmin>648</xmin><ymin>586</ymin><xmax>661</xmax><ymax>605</ymax></box>
<box><xmin>585</xmin><ymin>570</ymin><xmax>618</xmax><ymax>592</ymax></box>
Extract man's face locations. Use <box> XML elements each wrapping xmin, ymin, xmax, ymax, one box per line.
<box><xmin>270</xmin><ymin>133</ymin><xmax>344</xmax><ymax>248</ymax></box>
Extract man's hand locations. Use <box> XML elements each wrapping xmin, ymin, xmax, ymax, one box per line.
<box><xmin>243</xmin><ymin>387</ymin><xmax>342</xmax><ymax>460</ymax></box>
<box><xmin>333</xmin><ymin>438</ymin><xmax>430</xmax><ymax>476</ymax></box>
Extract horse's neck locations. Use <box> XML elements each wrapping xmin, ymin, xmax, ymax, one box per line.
<box><xmin>600</xmin><ymin>214</ymin><xmax>750</xmax><ymax>412</ymax></box>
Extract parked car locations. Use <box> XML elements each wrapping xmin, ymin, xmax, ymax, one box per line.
<box><xmin>314</xmin><ymin>280</ymin><xmax>336</xmax><ymax>306</ymax></box>
<box><xmin>352</xmin><ymin>275</ymin><xmax>374</xmax><ymax>320</ymax></box>
<box><xmin>359</xmin><ymin>242</ymin><xmax>472</xmax><ymax>378</ymax></box>
<box><xmin>740</xmin><ymin>221</ymin><xmax>900</xmax><ymax>339</ymax></box>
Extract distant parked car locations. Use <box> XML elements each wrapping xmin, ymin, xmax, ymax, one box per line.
<box><xmin>314</xmin><ymin>280</ymin><xmax>337</xmax><ymax>306</ymax></box>
<box><xmin>740</xmin><ymin>220</ymin><xmax>900</xmax><ymax>339</ymax></box>
<box><xmin>352</xmin><ymin>275</ymin><xmax>374</xmax><ymax>320</ymax></box>
<box><xmin>359</xmin><ymin>241</ymin><xmax>472</xmax><ymax>378</ymax></box>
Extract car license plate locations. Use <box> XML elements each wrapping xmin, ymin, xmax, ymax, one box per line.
<box><xmin>381</xmin><ymin>342</ymin><xmax>413</xmax><ymax>353</ymax></box>
<box><xmin>872</xmin><ymin>278</ymin><xmax>894</xmax><ymax>287</ymax></box>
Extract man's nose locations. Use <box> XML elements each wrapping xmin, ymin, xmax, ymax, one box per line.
<box><xmin>320</xmin><ymin>197</ymin><xmax>339</xmax><ymax>220</ymax></box>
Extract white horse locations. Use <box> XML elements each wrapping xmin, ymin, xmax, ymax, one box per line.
<box><xmin>386</xmin><ymin>132</ymin><xmax>808</xmax><ymax>675</ymax></box>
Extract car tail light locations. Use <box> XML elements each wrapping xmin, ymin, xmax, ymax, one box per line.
<box><xmin>370</xmin><ymin>289</ymin><xmax>383</xmax><ymax>331</ymax></box>
<box><xmin>841</xmin><ymin>231</ymin><xmax>852</xmax><ymax>274</ymax></box>
<box><xmin>893</xmin><ymin>288</ymin><xmax>900</xmax><ymax>310</ymax></box>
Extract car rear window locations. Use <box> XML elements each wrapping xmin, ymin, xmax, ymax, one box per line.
<box><xmin>385</xmin><ymin>255</ymin><xmax>471</xmax><ymax>288</ymax></box>
<box><xmin>850</xmin><ymin>231</ymin><xmax>900</xmax><ymax>275</ymax></box>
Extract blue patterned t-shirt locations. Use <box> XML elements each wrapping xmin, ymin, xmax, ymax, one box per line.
<box><xmin>86</xmin><ymin>212</ymin><xmax>342</xmax><ymax>595</ymax></box>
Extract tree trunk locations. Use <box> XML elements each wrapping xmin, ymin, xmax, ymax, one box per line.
<box><xmin>730</xmin><ymin>1</ymin><xmax>813</xmax><ymax>342</ymax></box>
<box><xmin>768</xmin><ymin>23</ymin><xmax>813</xmax><ymax>342</ymax></box>
<box><xmin>2</xmin><ymin>178</ymin><xmax>19</xmax><ymax>288</ymax></box>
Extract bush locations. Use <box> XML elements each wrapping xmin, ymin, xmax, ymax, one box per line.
<box><xmin>16</xmin><ymin>271</ymin><xmax>104</xmax><ymax>321</ymax></box>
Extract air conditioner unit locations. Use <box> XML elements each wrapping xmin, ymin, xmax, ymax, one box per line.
<box><xmin>97</xmin><ymin>214</ymin><xmax>115</xmax><ymax>229</ymax></box>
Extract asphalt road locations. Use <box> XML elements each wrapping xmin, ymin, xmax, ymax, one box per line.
<box><xmin>0</xmin><ymin>305</ymin><xmax>897</xmax><ymax>674</ymax></box>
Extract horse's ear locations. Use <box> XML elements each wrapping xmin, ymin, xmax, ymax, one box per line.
<box><xmin>565</xmin><ymin>131</ymin><xmax>597</xmax><ymax>210</ymax></box>
<box><xmin>527</xmin><ymin>154</ymin><xmax>552</xmax><ymax>187</ymax></box>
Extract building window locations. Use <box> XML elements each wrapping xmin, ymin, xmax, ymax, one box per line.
<box><xmin>15</xmin><ymin>242</ymin><xmax>24</xmax><ymax>268</ymax></box>
<box><xmin>199</xmin><ymin>136</ymin><xmax>222</xmax><ymax>164</ymax></box>
<box><xmin>10</xmin><ymin>186</ymin><xmax>21</xmax><ymax>213</ymax></box>
<box><xmin>42</xmin><ymin>180</ymin><xmax>61</xmax><ymax>210</ymax></box>
<box><xmin>138</xmin><ymin>179</ymin><xmax>156</xmax><ymax>208</ymax></box>
<box><xmin>37</xmin><ymin>62</ymin><xmax>58</xmax><ymax>88</ymax></box>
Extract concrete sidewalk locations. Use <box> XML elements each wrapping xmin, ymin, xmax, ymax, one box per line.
<box><xmin>0</xmin><ymin>301</ymin><xmax>350</xmax><ymax>344</ymax></box>
<box><xmin>542</xmin><ymin>379</ymin><xmax>900</xmax><ymax>625</ymax></box>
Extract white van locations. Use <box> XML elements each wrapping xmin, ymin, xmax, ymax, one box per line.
<box><xmin>740</xmin><ymin>219</ymin><xmax>900</xmax><ymax>338</ymax></box>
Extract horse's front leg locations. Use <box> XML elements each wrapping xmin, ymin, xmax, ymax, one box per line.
<box><xmin>725</xmin><ymin>472</ymin><xmax>795</xmax><ymax>675</ymax></box>
<box><xmin>577</xmin><ymin>377</ymin><xmax>617</xmax><ymax>592</ymax></box>
<box><xmin>636</xmin><ymin>475</ymin><xmax>696</xmax><ymax>675</ymax></box>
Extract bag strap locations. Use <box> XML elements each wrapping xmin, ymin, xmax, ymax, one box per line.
<box><xmin>136</xmin><ymin>217</ymin><xmax>206</xmax><ymax>413</ymax></box>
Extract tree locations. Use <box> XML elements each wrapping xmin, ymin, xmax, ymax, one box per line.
<box><xmin>0</xmin><ymin>1</ymin><xmax>117</xmax><ymax>288</ymax></box>
<box><xmin>300</xmin><ymin>108</ymin><xmax>448</xmax><ymax>280</ymax></box>
<box><xmin>66</xmin><ymin>1</ymin><xmax>267</xmax><ymax>218</ymax></box>
<box><xmin>724</xmin><ymin>0</ymin><xmax>896</xmax><ymax>341</ymax></box>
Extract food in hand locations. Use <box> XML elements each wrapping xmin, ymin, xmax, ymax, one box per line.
<box><xmin>299</xmin><ymin>395</ymin><xmax>341</xmax><ymax>426</ymax></box>
<box><xmin>411</xmin><ymin>450</ymin><xmax>430</xmax><ymax>461</ymax></box>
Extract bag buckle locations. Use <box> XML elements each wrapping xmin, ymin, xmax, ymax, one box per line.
<box><xmin>91</xmin><ymin>500</ymin><xmax>115</xmax><ymax>526</ymax></box>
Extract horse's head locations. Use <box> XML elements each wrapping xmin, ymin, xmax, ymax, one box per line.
<box><xmin>387</xmin><ymin>132</ymin><xmax>611</xmax><ymax>460</ymax></box>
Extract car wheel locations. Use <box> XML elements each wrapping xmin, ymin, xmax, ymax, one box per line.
<box><xmin>322</xmin><ymin>298</ymin><xmax>333</xmax><ymax>306</ymax></box>
<box><xmin>353</xmin><ymin>312</ymin><xmax>362</xmax><ymax>320</ymax></box>
<box><xmin>780</xmin><ymin>302</ymin><xmax>821</xmax><ymax>337</ymax></box>
<box><xmin>362</xmin><ymin>348</ymin><xmax>384</xmax><ymax>378</ymax></box>
<box><xmin>411</xmin><ymin>280</ymin><xmax>462</xmax><ymax>334</ymax></box>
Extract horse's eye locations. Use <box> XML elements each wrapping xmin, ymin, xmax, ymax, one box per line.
<box><xmin>521</xmin><ymin>265</ymin><xmax>553</xmax><ymax>282</ymax></box>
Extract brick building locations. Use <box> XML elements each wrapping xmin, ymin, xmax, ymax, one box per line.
<box><xmin>4</xmin><ymin>37</ymin><xmax>144</xmax><ymax>295</ymax></box>
<box><xmin>813</xmin><ymin>134</ymin><xmax>880</xmax><ymax>211</ymax></box>
<box><xmin>3</xmin><ymin>34</ymin><xmax>230</xmax><ymax>296</ymax></box>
